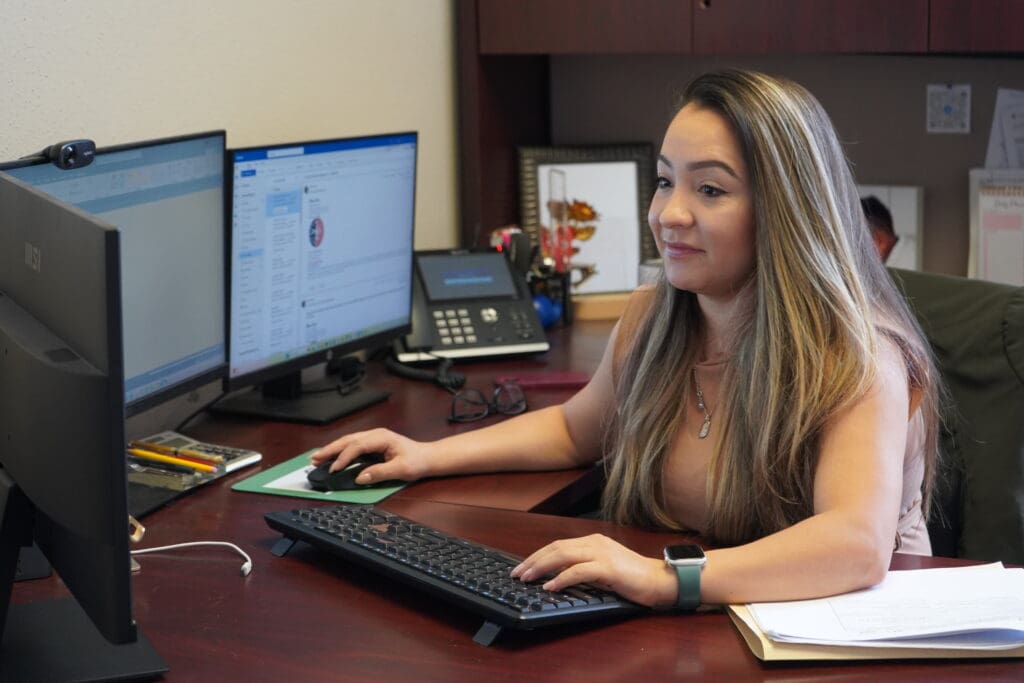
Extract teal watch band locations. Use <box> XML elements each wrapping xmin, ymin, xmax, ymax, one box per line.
<box><xmin>672</xmin><ymin>563</ymin><xmax>702</xmax><ymax>611</ymax></box>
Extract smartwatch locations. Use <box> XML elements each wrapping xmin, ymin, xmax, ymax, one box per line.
<box><xmin>663</xmin><ymin>544</ymin><xmax>706</xmax><ymax>611</ymax></box>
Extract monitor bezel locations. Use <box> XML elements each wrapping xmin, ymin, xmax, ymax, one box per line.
<box><xmin>223</xmin><ymin>131</ymin><xmax>417</xmax><ymax>394</ymax></box>
<box><xmin>2</xmin><ymin>130</ymin><xmax>230</xmax><ymax>417</ymax></box>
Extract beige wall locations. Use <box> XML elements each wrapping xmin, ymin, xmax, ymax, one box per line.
<box><xmin>0</xmin><ymin>0</ymin><xmax>458</xmax><ymax>433</ymax></box>
<box><xmin>550</xmin><ymin>54</ymin><xmax>1024</xmax><ymax>276</ymax></box>
<box><xmin>0</xmin><ymin>0</ymin><xmax>459</xmax><ymax>248</ymax></box>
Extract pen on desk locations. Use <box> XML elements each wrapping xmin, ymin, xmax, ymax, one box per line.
<box><xmin>126</xmin><ymin>447</ymin><xmax>218</xmax><ymax>474</ymax></box>
<box><xmin>129</xmin><ymin>440</ymin><xmax>225</xmax><ymax>464</ymax></box>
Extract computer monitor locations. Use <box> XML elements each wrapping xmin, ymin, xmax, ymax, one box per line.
<box><xmin>217</xmin><ymin>132</ymin><xmax>417</xmax><ymax>424</ymax></box>
<box><xmin>0</xmin><ymin>173</ymin><xmax>167</xmax><ymax>679</ymax></box>
<box><xmin>3</xmin><ymin>131</ymin><xmax>227</xmax><ymax>416</ymax></box>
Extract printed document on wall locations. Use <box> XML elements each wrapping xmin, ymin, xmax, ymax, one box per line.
<box><xmin>986</xmin><ymin>88</ymin><xmax>1024</xmax><ymax>169</ymax></box>
<box><xmin>969</xmin><ymin>168</ymin><xmax>1024</xmax><ymax>286</ymax></box>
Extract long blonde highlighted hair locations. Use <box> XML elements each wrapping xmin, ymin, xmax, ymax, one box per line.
<box><xmin>601</xmin><ymin>69</ymin><xmax>940</xmax><ymax>546</ymax></box>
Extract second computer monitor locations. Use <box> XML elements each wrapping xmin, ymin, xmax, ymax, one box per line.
<box><xmin>4</xmin><ymin>131</ymin><xmax>227</xmax><ymax>415</ymax></box>
<box><xmin>221</xmin><ymin>132</ymin><xmax>417</xmax><ymax>423</ymax></box>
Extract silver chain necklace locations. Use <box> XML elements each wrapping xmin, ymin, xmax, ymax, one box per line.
<box><xmin>693</xmin><ymin>368</ymin><xmax>713</xmax><ymax>439</ymax></box>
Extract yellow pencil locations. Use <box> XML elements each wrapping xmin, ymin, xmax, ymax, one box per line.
<box><xmin>128</xmin><ymin>440</ymin><xmax>177</xmax><ymax>456</ymax></box>
<box><xmin>177</xmin><ymin>447</ymin><xmax>225</xmax><ymax>464</ymax></box>
<box><xmin>127</xmin><ymin>447</ymin><xmax>217</xmax><ymax>474</ymax></box>
<box><xmin>129</xmin><ymin>440</ymin><xmax>225</xmax><ymax>464</ymax></box>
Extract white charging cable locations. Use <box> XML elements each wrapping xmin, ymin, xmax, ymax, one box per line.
<box><xmin>131</xmin><ymin>541</ymin><xmax>253</xmax><ymax>576</ymax></box>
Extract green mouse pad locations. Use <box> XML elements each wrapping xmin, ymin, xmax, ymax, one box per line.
<box><xmin>232</xmin><ymin>450</ymin><xmax>406</xmax><ymax>504</ymax></box>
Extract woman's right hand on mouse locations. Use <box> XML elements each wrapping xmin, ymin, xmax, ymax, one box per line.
<box><xmin>310</xmin><ymin>428</ymin><xmax>434</xmax><ymax>486</ymax></box>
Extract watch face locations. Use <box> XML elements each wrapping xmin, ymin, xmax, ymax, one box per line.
<box><xmin>664</xmin><ymin>544</ymin><xmax>706</xmax><ymax>562</ymax></box>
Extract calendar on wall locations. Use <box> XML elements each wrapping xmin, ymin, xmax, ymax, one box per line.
<box><xmin>969</xmin><ymin>169</ymin><xmax>1024</xmax><ymax>287</ymax></box>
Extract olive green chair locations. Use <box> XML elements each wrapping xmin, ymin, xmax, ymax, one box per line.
<box><xmin>890</xmin><ymin>268</ymin><xmax>1024</xmax><ymax>564</ymax></box>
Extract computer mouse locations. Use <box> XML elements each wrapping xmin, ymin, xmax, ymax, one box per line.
<box><xmin>307</xmin><ymin>452</ymin><xmax>388</xmax><ymax>491</ymax></box>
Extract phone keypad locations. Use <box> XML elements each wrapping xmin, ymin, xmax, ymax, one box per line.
<box><xmin>434</xmin><ymin>308</ymin><xmax>479</xmax><ymax>346</ymax></box>
<box><xmin>431</xmin><ymin>305</ymin><xmax>539</xmax><ymax>348</ymax></box>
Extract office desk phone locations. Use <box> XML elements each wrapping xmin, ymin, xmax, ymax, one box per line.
<box><xmin>396</xmin><ymin>249</ymin><xmax>549</xmax><ymax>362</ymax></box>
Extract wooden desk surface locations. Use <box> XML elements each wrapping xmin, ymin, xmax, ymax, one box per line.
<box><xmin>14</xmin><ymin>495</ymin><xmax>1022</xmax><ymax>681</ymax></box>
<box><xmin>12</xmin><ymin>321</ymin><xmax>1024</xmax><ymax>680</ymax></box>
<box><xmin>182</xmin><ymin>320</ymin><xmax>615</xmax><ymax>515</ymax></box>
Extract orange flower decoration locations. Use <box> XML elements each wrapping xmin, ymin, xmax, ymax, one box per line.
<box><xmin>540</xmin><ymin>198</ymin><xmax>600</xmax><ymax>273</ymax></box>
<box><xmin>570</xmin><ymin>225</ymin><xmax>596</xmax><ymax>241</ymax></box>
<box><xmin>567</xmin><ymin>200</ymin><xmax>598</xmax><ymax>222</ymax></box>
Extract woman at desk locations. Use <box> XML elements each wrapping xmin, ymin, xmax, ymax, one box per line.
<box><xmin>313</xmin><ymin>69</ymin><xmax>941</xmax><ymax>611</ymax></box>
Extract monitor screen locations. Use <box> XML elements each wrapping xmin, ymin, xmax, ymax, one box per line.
<box><xmin>417</xmin><ymin>251</ymin><xmax>519</xmax><ymax>302</ymax></box>
<box><xmin>0</xmin><ymin>172</ymin><xmax>167</xmax><ymax>679</ymax></box>
<box><xmin>216</xmin><ymin>133</ymin><xmax>416</xmax><ymax>424</ymax></box>
<box><xmin>4</xmin><ymin>131</ymin><xmax>227</xmax><ymax>415</ymax></box>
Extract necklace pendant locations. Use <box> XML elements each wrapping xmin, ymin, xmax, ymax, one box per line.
<box><xmin>698</xmin><ymin>415</ymin><xmax>711</xmax><ymax>439</ymax></box>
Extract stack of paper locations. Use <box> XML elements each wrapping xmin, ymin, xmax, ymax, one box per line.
<box><xmin>727</xmin><ymin>563</ymin><xmax>1024</xmax><ymax>661</ymax></box>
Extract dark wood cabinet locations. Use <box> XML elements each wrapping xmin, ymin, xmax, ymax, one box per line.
<box><xmin>477</xmin><ymin>0</ymin><xmax>692</xmax><ymax>55</ymax></box>
<box><xmin>457</xmin><ymin>2</ymin><xmax>549</xmax><ymax>247</ymax></box>
<box><xmin>456</xmin><ymin>0</ymin><xmax>1024</xmax><ymax>248</ymax></box>
<box><xmin>693</xmin><ymin>0</ymin><xmax>928</xmax><ymax>54</ymax></box>
<box><xmin>930</xmin><ymin>0</ymin><xmax>1024</xmax><ymax>52</ymax></box>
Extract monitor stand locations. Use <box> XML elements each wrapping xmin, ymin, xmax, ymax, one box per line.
<box><xmin>0</xmin><ymin>476</ymin><xmax>168</xmax><ymax>681</ymax></box>
<box><xmin>212</xmin><ymin>371</ymin><xmax>389</xmax><ymax>425</ymax></box>
<box><xmin>2</xmin><ymin>599</ymin><xmax>168</xmax><ymax>682</ymax></box>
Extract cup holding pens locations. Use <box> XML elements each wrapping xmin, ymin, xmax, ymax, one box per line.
<box><xmin>529</xmin><ymin>268</ymin><xmax>572</xmax><ymax>327</ymax></box>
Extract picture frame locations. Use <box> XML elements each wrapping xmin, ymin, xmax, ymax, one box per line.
<box><xmin>518</xmin><ymin>143</ymin><xmax>656</xmax><ymax>294</ymax></box>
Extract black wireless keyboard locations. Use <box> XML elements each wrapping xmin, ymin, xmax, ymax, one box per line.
<box><xmin>264</xmin><ymin>504</ymin><xmax>643</xmax><ymax>645</ymax></box>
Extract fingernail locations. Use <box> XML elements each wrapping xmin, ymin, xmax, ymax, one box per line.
<box><xmin>356</xmin><ymin>472</ymin><xmax>372</xmax><ymax>484</ymax></box>
<box><xmin>510</xmin><ymin>563</ymin><xmax>523</xmax><ymax>577</ymax></box>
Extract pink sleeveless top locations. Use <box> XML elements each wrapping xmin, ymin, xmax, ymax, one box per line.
<box><xmin>613</xmin><ymin>287</ymin><xmax>931</xmax><ymax>555</ymax></box>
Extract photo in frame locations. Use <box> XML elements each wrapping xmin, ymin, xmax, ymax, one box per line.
<box><xmin>518</xmin><ymin>144</ymin><xmax>656</xmax><ymax>295</ymax></box>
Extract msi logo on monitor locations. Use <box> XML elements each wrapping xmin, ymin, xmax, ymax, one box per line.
<box><xmin>24</xmin><ymin>242</ymin><xmax>41</xmax><ymax>272</ymax></box>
